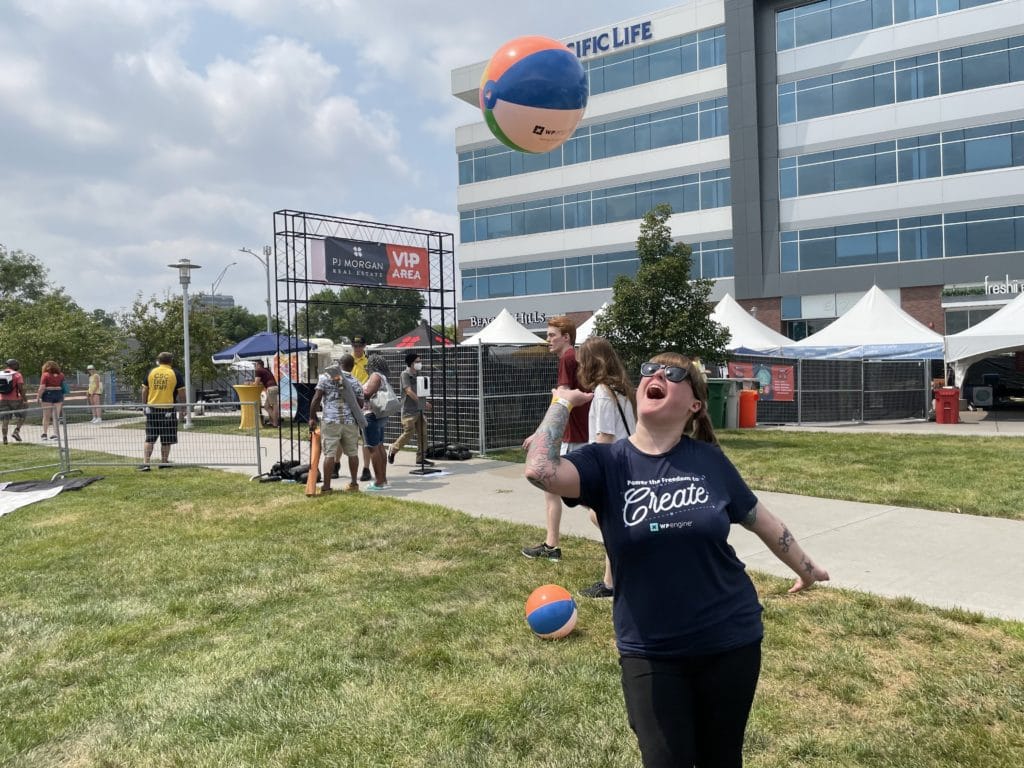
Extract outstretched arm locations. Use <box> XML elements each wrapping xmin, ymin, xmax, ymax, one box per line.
<box><xmin>523</xmin><ymin>389</ymin><xmax>591</xmax><ymax>498</ymax></box>
<box><xmin>742</xmin><ymin>501</ymin><xmax>830</xmax><ymax>593</ymax></box>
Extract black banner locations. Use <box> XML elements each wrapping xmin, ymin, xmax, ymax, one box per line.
<box><xmin>324</xmin><ymin>238</ymin><xmax>388</xmax><ymax>287</ymax></box>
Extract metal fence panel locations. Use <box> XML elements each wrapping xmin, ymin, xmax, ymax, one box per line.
<box><xmin>0</xmin><ymin>404</ymin><xmax>65</xmax><ymax>480</ymax></box>
<box><xmin>56</xmin><ymin>404</ymin><xmax>263</xmax><ymax>473</ymax></box>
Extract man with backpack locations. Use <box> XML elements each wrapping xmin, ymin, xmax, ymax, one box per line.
<box><xmin>0</xmin><ymin>358</ymin><xmax>27</xmax><ymax>445</ymax></box>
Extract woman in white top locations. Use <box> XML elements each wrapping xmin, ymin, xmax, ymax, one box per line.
<box><xmin>575</xmin><ymin>336</ymin><xmax>636</xmax><ymax>599</ymax></box>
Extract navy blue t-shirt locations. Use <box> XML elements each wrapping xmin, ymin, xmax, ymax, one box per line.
<box><xmin>564</xmin><ymin>438</ymin><xmax>764</xmax><ymax>658</ymax></box>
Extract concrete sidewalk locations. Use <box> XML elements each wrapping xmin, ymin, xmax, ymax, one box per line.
<box><xmin>292</xmin><ymin>454</ymin><xmax>1024</xmax><ymax>622</ymax></box>
<box><xmin>72</xmin><ymin>417</ymin><xmax>1023</xmax><ymax>622</ymax></box>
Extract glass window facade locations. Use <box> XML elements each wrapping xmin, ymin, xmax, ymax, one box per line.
<box><xmin>776</xmin><ymin>0</ymin><xmax>1005</xmax><ymax>52</ymax></box>
<box><xmin>458</xmin><ymin>98</ymin><xmax>728</xmax><ymax>185</ymax></box>
<box><xmin>460</xmin><ymin>240</ymin><xmax>733</xmax><ymax>300</ymax></box>
<box><xmin>779</xmin><ymin>121</ymin><xmax>1024</xmax><ymax>197</ymax></box>
<box><xmin>586</xmin><ymin>26</ymin><xmax>726</xmax><ymax>95</ymax></box>
<box><xmin>459</xmin><ymin>169</ymin><xmax>731</xmax><ymax>244</ymax></box>
<box><xmin>778</xmin><ymin>35</ymin><xmax>1024</xmax><ymax>124</ymax></box>
<box><xmin>781</xmin><ymin>205</ymin><xmax>1024</xmax><ymax>271</ymax></box>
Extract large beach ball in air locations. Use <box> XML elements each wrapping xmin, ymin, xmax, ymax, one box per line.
<box><xmin>479</xmin><ymin>36</ymin><xmax>588</xmax><ymax>154</ymax></box>
<box><xmin>525</xmin><ymin>584</ymin><xmax>578</xmax><ymax>639</ymax></box>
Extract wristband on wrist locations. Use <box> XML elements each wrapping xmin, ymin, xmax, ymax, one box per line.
<box><xmin>551</xmin><ymin>395</ymin><xmax>573</xmax><ymax>412</ymax></box>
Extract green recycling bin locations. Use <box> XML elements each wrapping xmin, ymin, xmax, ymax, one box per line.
<box><xmin>706</xmin><ymin>380</ymin><xmax>728</xmax><ymax>429</ymax></box>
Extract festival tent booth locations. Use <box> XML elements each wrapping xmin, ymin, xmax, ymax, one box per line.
<box><xmin>459</xmin><ymin>308</ymin><xmax>544</xmax><ymax>346</ymax></box>
<box><xmin>211</xmin><ymin>331</ymin><xmax>317</xmax><ymax>362</ymax></box>
<box><xmin>712</xmin><ymin>293</ymin><xmax>792</xmax><ymax>353</ymax></box>
<box><xmin>575</xmin><ymin>303</ymin><xmax>608</xmax><ymax>345</ymax></box>
<box><xmin>380</xmin><ymin>320</ymin><xmax>455</xmax><ymax>349</ymax></box>
<box><xmin>945</xmin><ymin>291</ymin><xmax>1024</xmax><ymax>387</ymax></box>
<box><xmin>780</xmin><ymin>286</ymin><xmax>944</xmax><ymax>360</ymax></box>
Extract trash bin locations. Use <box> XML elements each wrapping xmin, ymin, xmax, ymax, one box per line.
<box><xmin>706</xmin><ymin>380</ymin><xmax>728</xmax><ymax>429</ymax></box>
<box><xmin>292</xmin><ymin>382</ymin><xmax>316</xmax><ymax>425</ymax></box>
<box><xmin>724</xmin><ymin>380</ymin><xmax>739</xmax><ymax>429</ymax></box>
<box><xmin>232</xmin><ymin>384</ymin><xmax>262</xmax><ymax>429</ymax></box>
<box><xmin>738</xmin><ymin>389</ymin><xmax>759</xmax><ymax>428</ymax></box>
<box><xmin>935</xmin><ymin>387</ymin><xmax>960</xmax><ymax>424</ymax></box>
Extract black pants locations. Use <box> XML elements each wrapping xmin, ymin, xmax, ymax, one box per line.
<box><xmin>620</xmin><ymin>641</ymin><xmax>761</xmax><ymax>768</ymax></box>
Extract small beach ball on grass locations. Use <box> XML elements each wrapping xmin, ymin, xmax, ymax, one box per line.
<box><xmin>525</xmin><ymin>584</ymin><xmax>578</xmax><ymax>639</ymax></box>
<box><xmin>479</xmin><ymin>35</ymin><xmax>588</xmax><ymax>154</ymax></box>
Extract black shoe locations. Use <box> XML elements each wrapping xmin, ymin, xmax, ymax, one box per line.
<box><xmin>138</xmin><ymin>464</ymin><xmax>151</xmax><ymax>472</ymax></box>
<box><xmin>359</xmin><ymin>468</ymin><xmax>372</xmax><ymax>482</ymax></box>
<box><xmin>579</xmin><ymin>581</ymin><xmax>614</xmax><ymax>599</ymax></box>
<box><xmin>417</xmin><ymin>458</ymin><xmax>435</xmax><ymax>466</ymax></box>
<box><xmin>521</xmin><ymin>542</ymin><xmax>562</xmax><ymax>561</ymax></box>
<box><xmin>387</xmin><ymin>450</ymin><xmax>396</xmax><ymax>465</ymax></box>
<box><xmin>11</xmin><ymin>429</ymin><xmax>21</xmax><ymax>442</ymax></box>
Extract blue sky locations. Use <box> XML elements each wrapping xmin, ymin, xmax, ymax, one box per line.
<box><xmin>0</xmin><ymin>0</ymin><xmax>666</xmax><ymax>316</ymax></box>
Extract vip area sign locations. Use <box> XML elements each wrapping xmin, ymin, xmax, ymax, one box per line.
<box><xmin>312</xmin><ymin>237</ymin><xmax>429</xmax><ymax>289</ymax></box>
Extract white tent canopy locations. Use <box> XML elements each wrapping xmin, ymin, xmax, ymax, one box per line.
<box><xmin>575</xmin><ymin>303</ymin><xmax>608</xmax><ymax>345</ymax></box>
<box><xmin>945</xmin><ymin>291</ymin><xmax>1024</xmax><ymax>385</ymax></box>
<box><xmin>711</xmin><ymin>294</ymin><xmax>791</xmax><ymax>352</ymax></box>
<box><xmin>460</xmin><ymin>308</ymin><xmax>544</xmax><ymax>346</ymax></box>
<box><xmin>778</xmin><ymin>286</ymin><xmax>944</xmax><ymax>359</ymax></box>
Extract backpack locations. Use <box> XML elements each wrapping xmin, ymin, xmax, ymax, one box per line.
<box><xmin>0</xmin><ymin>371</ymin><xmax>14</xmax><ymax>395</ymax></box>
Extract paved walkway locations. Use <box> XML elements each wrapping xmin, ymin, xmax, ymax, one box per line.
<box><xmin>55</xmin><ymin>414</ymin><xmax>1024</xmax><ymax>622</ymax></box>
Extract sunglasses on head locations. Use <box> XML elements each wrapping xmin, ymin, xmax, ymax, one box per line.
<box><xmin>640</xmin><ymin>362</ymin><xmax>690</xmax><ymax>383</ymax></box>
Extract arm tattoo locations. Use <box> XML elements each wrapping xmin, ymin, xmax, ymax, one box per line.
<box><xmin>741</xmin><ymin>505</ymin><xmax>757</xmax><ymax>528</ymax></box>
<box><xmin>800</xmin><ymin>556</ymin><xmax>814</xmax><ymax>575</ymax></box>
<box><xmin>525</xmin><ymin>403</ymin><xmax>571</xmax><ymax>492</ymax></box>
<box><xmin>778</xmin><ymin>526</ymin><xmax>794</xmax><ymax>553</ymax></box>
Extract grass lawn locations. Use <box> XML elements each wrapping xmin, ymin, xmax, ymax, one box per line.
<box><xmin>487</xmin><ymin>430</ymin><xmax>1024</xmax><ymax>520</ymax></box>
<box><xmin>1</xmin><ymin>468</ymin><xmax>1023</xmax><ymax>767</ymax></box>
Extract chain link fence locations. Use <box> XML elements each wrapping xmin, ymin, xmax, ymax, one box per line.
<box><xmin>0</xmin><ymin>404</ymin><xmax>266</xmax><ymax>478</ymax></box>
<box><xmin>730</xmin><ymin>355</ymin><xmax>932</xmax><ymax>424</ymax></box>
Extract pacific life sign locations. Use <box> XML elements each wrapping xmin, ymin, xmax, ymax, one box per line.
<box><xmin>315</xmin><ymin>237</ymin><xmax>429</xmax><ymax>290</ymax></box>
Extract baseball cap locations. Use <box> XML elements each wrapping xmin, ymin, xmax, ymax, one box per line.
<box><xmin>352</xmin><ymin>335</ymin><xmax>366</xmax><ymax>345</ymax></box>
<box><xmin>86</xmin><ymin>364</ymin><xmax>96</xmax><ymax>370</ymax></box>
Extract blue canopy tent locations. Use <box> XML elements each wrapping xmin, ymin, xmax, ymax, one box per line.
<box><xmin>211</xmin><ymin>331</ymin><xmax>317</xmax><ymax>363</ymax></box>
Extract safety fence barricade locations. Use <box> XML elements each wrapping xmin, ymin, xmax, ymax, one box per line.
<box><xmin>53</xmin><ymin>404</ymin><xmax>264</xmax><ymax>475</ymax></box>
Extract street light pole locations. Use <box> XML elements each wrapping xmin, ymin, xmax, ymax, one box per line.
<box><xmin>211</xmin><ymin>262</ymin><xmax>236</xmax><ymax>295</ymax></box>
<box><xmin>167</xmin><ymin>258</ymin><xmax>201</xmax><ymax>429</ymax></box>
<box><xmin>240</xmin><ymin>246</ymin><xmax>273</xmax><ymax>333</ymax></box>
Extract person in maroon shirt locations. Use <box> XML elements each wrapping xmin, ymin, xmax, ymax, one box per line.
<box><xmin>521</xmin><ymin>315</ymin><xmax>590</xmax><ymax>561</ymax></box>
<box><xmin>253</xmin><ymin>360</ymin><xmax>280</xmax><ymax>427</ymax></box>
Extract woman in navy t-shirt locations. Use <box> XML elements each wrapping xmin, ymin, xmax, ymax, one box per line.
<box><xmin>524</xmin><ymin>351</ymin><xmax>829</xmax><ymax>768</ymax></box>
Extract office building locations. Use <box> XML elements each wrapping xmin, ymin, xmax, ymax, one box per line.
<box><xmin>450</xmin><ymin>0</ymin><xmax>1024</xmax><ymax>339</ymax></box>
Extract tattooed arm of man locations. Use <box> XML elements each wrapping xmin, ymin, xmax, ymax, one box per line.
<box><xmin>741</xmin><ymin>501</ymin><xmax>830</xmax><ymax>593</ymax></box>
<box><xmin>523</xmin><ymin>387</ymin><xmax>590</xmax><ymax>497</ymax></box>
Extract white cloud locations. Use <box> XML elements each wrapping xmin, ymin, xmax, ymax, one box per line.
<box><xmin>0</xmin><ymin>0</ymin><xmax>667</xmax><ymax>316</ymax></box>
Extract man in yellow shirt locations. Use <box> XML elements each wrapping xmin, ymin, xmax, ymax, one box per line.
<box><xmin>350</xmin><ymin>335</ymin><xmax>373</xmax><ymax>481</ymax></box>
<box><xmin>140</xmin><ymin>352</ymin><xmax>185</xmax><ymax>471</ymax></box>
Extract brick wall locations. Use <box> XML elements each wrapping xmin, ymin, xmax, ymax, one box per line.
<box><xmin>900</xmin><ymin>285</ymin><xmax>944</xmax><ymax>334</ymax></box>
<box><xmin>736</xmin><ymin>296</ymin><xmax>782</xmax><ymax>333</ymax></box>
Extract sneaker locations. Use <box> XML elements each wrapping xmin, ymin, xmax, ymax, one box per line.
<box><xmin>387</xmin><ymin>450</ymin><xmax>396</xmax><ymax>465</ymax></box>
<box><xmin>41</xmin><ymin>433</ymin><xmax>47</xmax><ymax>441</ymax></box>
<box><xmin>521</xmin><ymin>542</ymin><xmax>562</xmax><ymax>561</ymax></box>
<box><xmin>138</xmin><ymin>464</ymin><xmax>151</xmax><ymax>472</ymax></box>
<box><xmin>49</xmin><ymin>435</ymin><xmax>60</xmax><ymax>441</ymax></box>
<box><xmin>344</xmin><ymin>482</ymin><xmax>360</xmax><ymax>492</ymax></box>
<box><xmin>367</xmin><ymin>483</ymin><xmax>390</xmax><ymax>491</ymax></box>
<box><xmin>2</xmin><ymin>436</ymin><xmax>6</xmax><ymax>445</ymax></box>
<box><xmin>579</xmin><ymin>581</ymin><xmax>614</xmax><ymax>599</ymax></box>
<box><xmin>359</xmin><ymin>468</ymin><xmax>372</xmax><ymax>482</ymax></box>
<box><xmin>319</xmin><ymin>487</ymin><xmax>334</xmax><ymax>495</ymax></box>
<box><xmin>11</xmin><ymin>429</ymin><xmax>21</xmax><ymax>442</ymax></box>
<box><xmin>157</xmin><ymin>462</ymin><xmax>173</xmax><ymax>469</ymax></box>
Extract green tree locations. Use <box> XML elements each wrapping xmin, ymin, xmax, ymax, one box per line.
<box><xmin>594</xmin><ymin>204</ymin><xmax>731</xmax><ymax>373</ymax></box>
<box><xmin>211</xmin><ymin>305</ymin><xmax>266</xmax><ymax>344</ymax></box>
<box><xmin>117</xmin><ymin>294</ymin><xmax>228</xmax><ymax>392</ymax></box>
<box><xmin>0</xmin><ymin>293</ymin><xmax>122</xmax><ymax>375</ymax></box>
<box><xmin>0</xmin><ymin>246</ymin><xmax>50</xmax><ymax>302</ymax></box>
<box><xmin>294</xmin><ymin>286</ymin><xmax>425</xmax><ymax>344</ymax></box>
<box><xmin>0</xmin><ymin>245</ymin><xmax>123</xmax><ymax>374</ymax></box>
